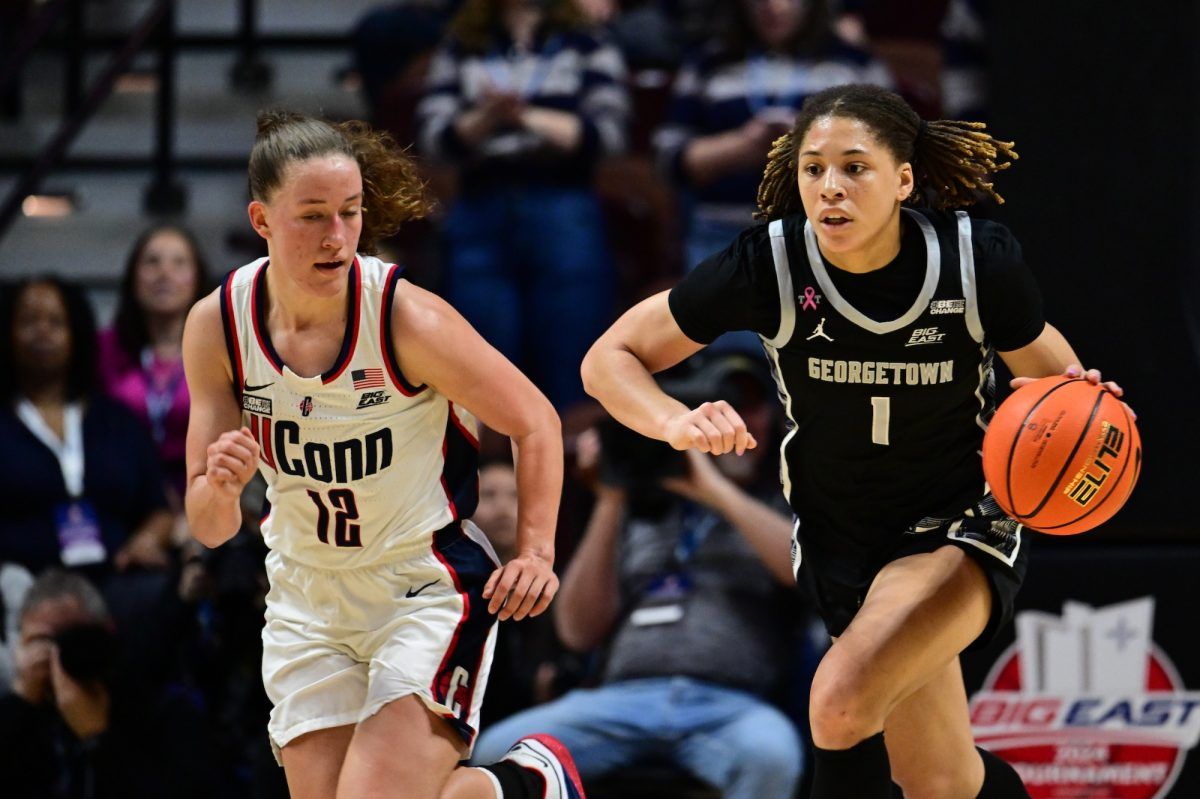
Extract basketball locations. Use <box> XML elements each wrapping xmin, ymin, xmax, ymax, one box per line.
<box><xmin>982</xmin><ymin>376</ymin><xmax>1142</xmax><ymax>535</ymax></box>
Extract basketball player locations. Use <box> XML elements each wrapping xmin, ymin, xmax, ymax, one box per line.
<box><xmin>183</xmin><ymin>111</ymin><xmax>585</xmax><ymax>799</ymax></box>
<box><xmin>580</xmin><ymin>84</ymin><xmax>1129</xmax><ymax>798</ymax></box>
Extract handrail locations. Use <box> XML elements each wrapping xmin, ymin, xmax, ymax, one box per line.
<box><xmin>0</xmin><ymin>1</ymin><xmax>173</xmax><ymax>239</ymax></box>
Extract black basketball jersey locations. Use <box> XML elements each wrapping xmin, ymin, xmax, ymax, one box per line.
<box><xmin>670</xmin><ymin>207</ymin><xmax>1045</xmax><ymax>569</ymax></box>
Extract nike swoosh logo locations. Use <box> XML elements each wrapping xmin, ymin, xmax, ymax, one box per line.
<box><xmin>406</xmin><ymin>579</ymin><xmax>438</xmax><ymax>598</ymax></box>
<box><xmin>244</xmin><ymin>382</ymin><xmax>274</xmax><ymax>392</ymax></box>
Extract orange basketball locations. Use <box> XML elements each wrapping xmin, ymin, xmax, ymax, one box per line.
<box><xmin>982</xmin><ymin>376</ymin><xmax>1142</xmax><ymax>535</ymax></box>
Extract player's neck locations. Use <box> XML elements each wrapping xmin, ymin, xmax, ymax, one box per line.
<box><xmin>821</xmin><ymin>210</ymin><xmax>904</xmax><ymax>275</ymax></box>
<box><xmin>263</xmin><ymin>265</ymin><xmax>347</xmax><ymax>332</ymax></box>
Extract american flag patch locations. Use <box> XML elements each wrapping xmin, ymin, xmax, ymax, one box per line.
<box><xmin>352</xmin><ymin>368</ymin><xmax>385</xmax><ymax>389</ymax></box>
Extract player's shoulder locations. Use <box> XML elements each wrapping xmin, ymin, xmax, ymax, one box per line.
<box><xmin>906</xmin><ymin>207</ymin><xmax>1023</xmax><ymax>262</ymax></box>
<box><xmin>187</xmin><ymin>257</ymin><xmax>261</xmax><ymax>325</ymax></box>
<box><xmin>386</xmin><ymin>272</ymin><xmax>450</xmax><ymax>339</ymax></box>
<box><xmin>186</xmin><ymin>284</ymin><xmax>224</xmax><ymax>333</ymax></box>
<box><xmin>354</xmin><ymin>253</ymin><xmax>399</xmax><ymax>293</ymax></box>
<box><xmin>182</xmin><ymin>284</ymin><xmax>233</xmax><ymax>381</ymax></box>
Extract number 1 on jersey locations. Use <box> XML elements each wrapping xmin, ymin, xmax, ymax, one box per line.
<box><xmin>871</xmin><ymin>396</ymin><xmax>891</xmax><ymax>446</ymax></box>
<box><xmin>306</xmin><ymin>488</ymin><xmax>362</xmax><ymax>547</ymax></box>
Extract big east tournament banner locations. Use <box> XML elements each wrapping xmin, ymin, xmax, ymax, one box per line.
<box><xmin>963</xmin><ymin>546</ymin><xmax>1200</xmax><ymax>798</ymax></box>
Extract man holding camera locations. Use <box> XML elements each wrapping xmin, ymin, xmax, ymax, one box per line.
<box><xmin>0</xmin><ymin>570</ymin><xmax>125</xmax><ymax>796</ymax></box>
<box><xmin>0</xmin><ymin>569</ymin><xmax>220</xmax><ymax>798</ymax></box>
<box><xmin>473</xmin><ymin>355</ymin><xmax>812</xmax><ymax>798</ymax></box>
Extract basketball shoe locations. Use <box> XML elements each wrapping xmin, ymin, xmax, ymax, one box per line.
<box><xmin>496</xmin><ymin>734</ymin><xmax>587</xmax><ymax>799</ymax></box>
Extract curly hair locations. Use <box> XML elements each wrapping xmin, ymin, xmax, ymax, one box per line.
<box><xmin>755</xmin><ymin>84</ymin><xmax>1018</xmax><ymax>221</ymax></box>
<box><xmin>448</xmin><ymin>0</ymin><xmax>587</xmax><ymax>54</ymax></box>
<box><xmin>248</xmin><ymin>110</ymin><xmax>432</xmax><ymax>253</ymax></box>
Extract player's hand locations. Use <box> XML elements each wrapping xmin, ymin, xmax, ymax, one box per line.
<box><xmin>663</xmin><ymin>401</ymin><xmax>757</xmax><ymax>456</ymax></box>
<box><xmin>1011</xmin><ymin>364</ymin><xmax>1136</xmax><ymax>420</ymax></box>
<box><xmin>482</xmin><ymin>551</ymin><xmax>559</xmax><ymax>622</ymax></box>
<box><xmin>205</xmin><ymin>427</ymin><xmax>259</xmax><ymax>497</ymax></box>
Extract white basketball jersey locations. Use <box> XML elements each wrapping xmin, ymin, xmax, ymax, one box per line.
<box><xmin>220</xmin><ymin>255</ymin><xmax>480</xmax><ymax>568</ymax></box>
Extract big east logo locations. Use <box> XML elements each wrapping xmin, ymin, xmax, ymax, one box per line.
<box><xmin>970</xmin><ymin>598</ymin><xmax>1200</xmax><ymax>798</ymax></box>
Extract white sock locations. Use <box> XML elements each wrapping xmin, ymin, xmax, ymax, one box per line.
<box><xmin>475</xmin><ymin>766</ymin><xmax>504</xmax><ymax>799</ymax></box>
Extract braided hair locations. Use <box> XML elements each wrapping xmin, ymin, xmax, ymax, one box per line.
<box><xmin>755</xmin><ymin>84</ymin><xmax>1018</xmax><ymax>221</ymax></box>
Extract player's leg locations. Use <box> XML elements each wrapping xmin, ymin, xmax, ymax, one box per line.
<box><xmin>881</xmin><ymin>659</ymin><xmax>982</xmax><ymax>798</ymax></box>
<box><xmin>337</xmin><ymin>694</ymin><xmax>469</xmax><ymax>798</ymax></box>
<box><xmin>262</xmin><ymin>552</ymin><xmax>372</xmax><ymax>798</ymax></box>
<box><xmin>345</xmin><ymin>523</ymin><xmax>587</xmax><ymax>798</ymax></box>
<box><xmin>807</xmin><ymin>545</ymin><xmax>991</xmax><ymax>798</ymax></box>
<box><xmin>336</xmin><ymin>693</ymin><xmax>590</xmax><ymax>799</ymax></box>
<box><xmin>883</xmin><ymin>659</ymin><xmax>1029</xmax><ymax>798</ymax></box>
<box><xmin>279</xmin><ymin>725</ymin><xmax>356</xmax><ymax>799</ymax></box>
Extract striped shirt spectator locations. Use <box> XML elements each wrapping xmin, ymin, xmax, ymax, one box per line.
<box><xmin>418</xmin><ymin>21</ymin><xmax>628</xmax><ymax>191</ymax></box>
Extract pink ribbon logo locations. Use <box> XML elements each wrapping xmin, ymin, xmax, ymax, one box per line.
<box><xmin>801</xmin><ymin>286</ymin><xmax>820</xmax><ymax>311</ymax></box>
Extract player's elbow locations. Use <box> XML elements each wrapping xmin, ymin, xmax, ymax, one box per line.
<box><xmin>580</xmin><ymin>343</ymin><xmax>606</xmax><ymax>400</ymax></box>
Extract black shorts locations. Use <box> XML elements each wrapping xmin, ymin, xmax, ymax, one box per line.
<box><xmin>792</xmin><ymin>494</ymin><xmax>1029</xmax><ymax>651</ymax></box>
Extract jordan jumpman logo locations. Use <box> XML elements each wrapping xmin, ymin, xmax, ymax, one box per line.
<box><xmin>807</xmin><ymin>317</ymin><xmax>834</xmax><ymax>342</ymax></box>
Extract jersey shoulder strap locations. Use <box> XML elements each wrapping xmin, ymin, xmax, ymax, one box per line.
<box><xmin>954</xmin><ymin>210</ymin><xmax>984</xmax><ymax>343</ymax></box>
<box><xmin>764</xmin><ymin>218</ymin><xmax>797</xmax><ymax>348</ymax></box>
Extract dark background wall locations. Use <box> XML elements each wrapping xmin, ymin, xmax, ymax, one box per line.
<box><xmin>986</xmin><ymin>0</ymin><xmax>1199</xmax><ymax>541</ymax></box>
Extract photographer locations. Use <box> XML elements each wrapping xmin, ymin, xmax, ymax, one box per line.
<box><xmin>0</xmin><ymin>569</ymin><xmax>219</xmax><ymax>798</ymax></box>
<box><xmin>473</xmin><ymin>355</ymin><xmax>809</xmax><ymax>798</ymax></box>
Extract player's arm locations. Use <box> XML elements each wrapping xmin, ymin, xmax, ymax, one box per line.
<box><xmin>580</xmin><ymin>291</ymin><xmax>756</xmax><ymax>455</ymax></box>
<box><xmin>390</xmin><ymin>282</ymin><xmax>562</xmax><ymax>621</ymax></box>
<box><xmin>999</xmin><ymin>323</ymin><xmax>1125</xmax><ymax>398</ymax></box>
<box><xmin>182</xmin><ymin>292</ymin><xmax>260</xmax><ymax>548</ymax></box>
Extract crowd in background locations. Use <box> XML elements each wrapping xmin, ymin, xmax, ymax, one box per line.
<box><xmin>0</xmin><ymin>1</ymin><xmax>989</xmax><ymax>796</ymax></box>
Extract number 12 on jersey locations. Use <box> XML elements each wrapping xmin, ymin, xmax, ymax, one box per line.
<box><xmin>306</xmin><ymin>488</ymin><xmax>362</xmax><ymax>547</ymax></box>
<box><xmin>871</xmin><ymin>396</ymin><xmax>891</xmax><ymax>446</ymax></box>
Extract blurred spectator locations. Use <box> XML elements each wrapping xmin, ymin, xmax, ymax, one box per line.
<box><xmin>351</xmin><ymin>1</ymin><xmax>468</xmax><ymax>139</ymax></box>
<box><xmin>473</xmin><ymin>354</ymin><xmax>810</xmax><ymax>798</ymax></box>
<box><xmin>832</xmin><ymin>0</ymin><xmax>950</xmax><ymax>117</ymax></box>
<box><xmin>0</xmin><ymin>277</ymin><xmax>172</xmax><ymax>578</ymax></box>
<box><xmin>0</xmin><ymin>569</ymin><xmax>219</xmax><ymax>799</ymax></box>
<box><xmin>475</xmin><ymin>459</ymin><xmax>520</xmax><ymax>562</ymax></box>
<box><xmin>469</xmin><ymin>458</ymin><xmax>559</xmax><ymax>726</ymax></box>
<box><xmin>0</xmin><ymin>562</ymin><xmax>34</xmax><ymax>691</ymax></box>
<box><xmin>98</xmin><ymin>224</ymin><xmax>211</xmax><ymax>505</ymax></box>
<box><xmin>417</xmin><ymin>0</ymin><xmax>629</xmax><ymax>410</ymax></box>
<box><xmin>939</xmin><ymin>0</ymin><xmax>989</xmax><ymax>120</ymax></box>
<box><xmin>654</xmin><ymin>0</ymin><xmax>890</xmax><ymax>282</ymax></box>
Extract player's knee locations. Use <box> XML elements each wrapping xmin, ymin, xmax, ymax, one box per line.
<box><xmin>808</xmin><ymin>663</ymin><xmax>885</xmax><ymax>748</ymax></box>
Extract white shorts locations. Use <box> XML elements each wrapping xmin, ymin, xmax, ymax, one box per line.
<box><xmin>262</xmin><ymin>520</ymin><xmax>500</xmax><ymax>759</ymax></box>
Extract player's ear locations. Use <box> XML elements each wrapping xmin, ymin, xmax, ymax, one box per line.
<box><xmin>898</xmin><ymin>162</ymin><xmax>915</xmax><ymax>202</ymax></box>
<box><xmin>248</xmin><ymin>200</ymin><xmax>271</xmax><ymax>240</ymax></box>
